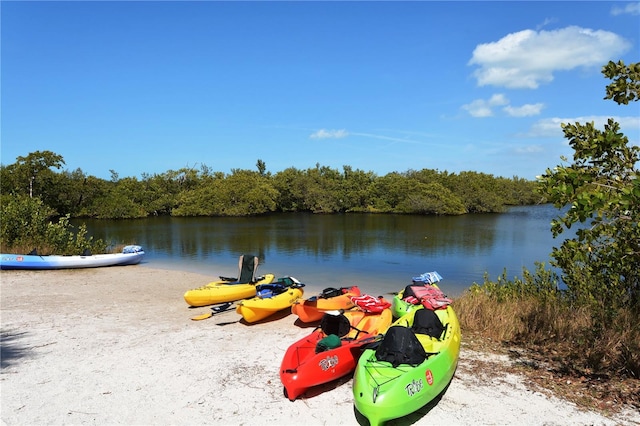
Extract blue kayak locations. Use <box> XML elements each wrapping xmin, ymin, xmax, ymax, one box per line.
<box><xmin>0</xmin><ymin>245</ymin><xmax>145</xmax><ymax>270</ymax></box>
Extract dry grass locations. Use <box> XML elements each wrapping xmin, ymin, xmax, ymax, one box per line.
<box><xmin>453</xmin><ymin>291</ymin><xmax>640</xmax><ymax>414</ymax></box>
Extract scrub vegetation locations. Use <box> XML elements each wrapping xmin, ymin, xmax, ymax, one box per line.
<box><xmin>455</xmin><ymin>60</ymin><xmax>640</xmax><ymax>411</ymax></box>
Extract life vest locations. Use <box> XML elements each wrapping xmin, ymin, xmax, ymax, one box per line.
<box><xmin>350</xmin><ymin>294</ymin><xmax>391</xmax><ymax>313</ymax></box>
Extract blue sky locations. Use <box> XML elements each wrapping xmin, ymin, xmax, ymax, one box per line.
<box><xmin>2</xmin><ymin>1</ymin><xmax>639</xmax><ymax>181</ymax></box>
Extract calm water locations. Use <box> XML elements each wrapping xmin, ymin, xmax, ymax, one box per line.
<box><xmin>76</xmin><ymin>204</ymin><xmax>564</xmax><ymax>297</ymax></box>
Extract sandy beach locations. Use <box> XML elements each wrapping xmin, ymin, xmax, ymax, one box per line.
<box><xmin>1</xmin><ymin>265</ymin><xmax>638</xmax><ymax>425</ymax></box>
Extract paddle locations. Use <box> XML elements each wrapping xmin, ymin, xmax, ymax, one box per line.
<box><xmin>190</xmin><ymin>302</ymin><xmax>233</xmax><ymax>321</ymax></box>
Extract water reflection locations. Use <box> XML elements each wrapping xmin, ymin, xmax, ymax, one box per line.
<box><xmin>77</xmin><ymin>205</ymin><xmax>561</xmax><ymax>297</ymax></box>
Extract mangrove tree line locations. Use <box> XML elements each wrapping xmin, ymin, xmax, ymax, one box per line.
<box><xmin>1</xmin><ymin>157</ymin><xmax>538</xmax><ymax>220</ymax></box>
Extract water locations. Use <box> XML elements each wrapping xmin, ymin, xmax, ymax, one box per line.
<box><xmin>76</xmin><ymin>204</ymin><xmax>564</xmax><ymax>297</ymax></box>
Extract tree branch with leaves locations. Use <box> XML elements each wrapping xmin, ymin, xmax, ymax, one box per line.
<box><xmin>537</xmin><ymin>60</ymin><xmax>639</xmax><ymax>311</ymax></box>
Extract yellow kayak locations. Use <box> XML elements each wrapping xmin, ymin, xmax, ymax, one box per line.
<box><xmin>236</xmin><ymin>278</ymin><xmax>305</xmax><ymax>323</ymax></box>
<box><xmin>183</xmin><ymin>274</ymin><xmax>275</xmax><ymax>307</ymax></box>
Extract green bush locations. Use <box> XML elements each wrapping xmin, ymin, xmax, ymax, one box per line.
<box><xmin>1</xmin><ymin>194</ymin><xmax>106</xmax><ymax>255</ymax></box>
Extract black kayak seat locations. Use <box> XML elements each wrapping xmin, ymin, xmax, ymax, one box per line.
<box><xmin>375</xmin><ymin>326</ymin><xmax>427</xmax><ymax>367</ymax></box>
<box><xmin>320</xmin><ymin>313</ymin><xmax>352</xmax><ymax>338</ymax></box>
<box><xmin>411</xmin><ymin>309</ymin><xmax>445</xmax><ymax>339</ymax></box>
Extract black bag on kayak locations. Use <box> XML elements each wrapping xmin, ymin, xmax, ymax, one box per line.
<box><xmin>412</xmin><ymin>309</ymin><xmax>445</xmax><ymax>339</ymax></box>
<box><xmin>375</xmin><ymin>326</ymin><xmax>426</xmax><ymax>367</ymax></box>
<box><xmin>403</xmin><ymin>285</ymin><xmax>417</xmax><ymax>299</ymax></box>
<box><xmin>320</xmin><ymin>287</ymin><xmax>342</xmax><ymax>299</ymax></box>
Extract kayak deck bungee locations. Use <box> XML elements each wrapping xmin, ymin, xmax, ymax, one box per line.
<box><xmin>280</xmin><ymin>304</ymin><xmax>393</xmax><ymax>401</ymax></box>
<box><xmin>183</xmin><ymin>273</ymin><xmax>275</xmax><ymax>307</ymax></box>
<box><xmin>236</xmin><ymin>277</ymin><xmax>305</xmax><ymax>323</ymax></box>
<box><xmin>291</xmin><ymin>285</ymin><xmax>362</xmax><ymax>323</ymax></box>
<box><xmin>353</xmin><ymin>302</ymin><xmax>460</xmax><ymax>426</ymax></box>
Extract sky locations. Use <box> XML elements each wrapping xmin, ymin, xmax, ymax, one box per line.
<box><xmin>1</xmin><ymin>1</ymin><xmax>639</xmax><ymax>181</ymax></box>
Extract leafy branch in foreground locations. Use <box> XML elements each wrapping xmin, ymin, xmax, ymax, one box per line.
<box><xmin>537</xmin><ymin>60</ymin><xmax>639</xmax><ymax>312</ymax></box>
<box><xmin>456</xmin><ymin>60</ymin><xmax>640</xmax><ymax>386</ymax></box>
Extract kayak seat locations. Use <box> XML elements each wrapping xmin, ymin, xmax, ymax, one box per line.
<box><xmin>320</xmin><ymin>313</ymin><xmax>352</xmax><ymax>338</ymax></box>
<box><xmin>411</xmin><ymin>309</ymin><xmax>445</xmax><ymax>339</ymax></box>
<box><xmin>220</xmin><ymin>254</ymin><xmax>259</xmax><ymax>284</ymax></box>
<box><xmin>375</xmin><ymin>326</ymin><xmax>427</xmax><ymax>367</ymax></box>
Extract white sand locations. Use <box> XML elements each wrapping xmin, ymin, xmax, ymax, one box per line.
<box><xmin>1</xmin><ymin>266</ymin><xmax>638</xmax><ymax>425</ymax></box>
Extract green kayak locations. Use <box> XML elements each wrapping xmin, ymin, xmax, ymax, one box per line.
<box><xmin>352</xmin><ymin>305</ymin><xmax>461</xmax><ymax>426</ymax></box>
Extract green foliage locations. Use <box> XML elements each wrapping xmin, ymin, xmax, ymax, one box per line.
<box><xmin>469</xmin><ymin>263</ymin><xmax>561</xmax><ymax>304</ymax></box>
<box><xmin>537</xmin><ymin>61</ymin><xmax>640</xmax><ymax>312</ymax></box>
<box><xmin>272</xmin><ymin>167</ymin><xmax>308</xmax><ymax>212</ymax></box>
<box><xmin>216</xmin><ymin>170</ymin><xmax>278</xmax><ymax>216</ymax></box>
<box><xmin>446</xmin><ymin>171</ymin><xmax>506</xmax><ymax>213</ymax></box>
<box><xmin>602</xmin><ymin>60</ymin><xmax>640</xmax><ymax>105</ymax></box>
<box><xmin>3</xmin><ymin>155</ymin><xmax>537</xmax><ymax>219</ymax></box>
<box><xmin>1</xmin><ymin>151</ymin><xmax>65</xmax><ymax>209</ymax></box>
<box><xmin>0</xmin><ymin>194</ymin><xmax>55</xmax><ymax>249</ymax></box>
<box><xmin>0</xmin><ymin>195</ymin><xmax>106</xmax><ymax>254</ymax></box>
<box><xmin>340</xmin><ymin>166</ymin><xmax>376</xmax><ymax>212</ymax></box>
<box><xmin>173</xmin><ymin>169</ymin><xmax>278</xmax><ymax>216</ymax></box>
<box><xmin>396</xmin><ymin>181</ymin><xmax>466</xmax><ymax>215</ymax></box>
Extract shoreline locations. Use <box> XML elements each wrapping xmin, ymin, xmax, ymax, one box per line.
<box><xmin>1</xmin><ymin>266</ymin><xmax>638</xmax><ymax>425</ymax></box>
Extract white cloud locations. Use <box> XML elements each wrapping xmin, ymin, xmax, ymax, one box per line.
<box><xmin>309</xmin><ymin>129</ymin><xmax>349</xmax><ymax>139</ymax></box>
<box><xmin>468</xmin><ymin>26</ymin><xmax>632</xmax><ymax>89</ymax></box>
<box><xmin>514</xmin><ymin>145</ymin><xmax>544</xmax><ymax>154</ymax></box>
<box><xmin>611</xmin><ymin>2</ymin><xmax>640</xmax><ymax>16</ymax></box>
<box><xmin>462</xmin><ymin>94</ymin><xmax>509</xmax><ymax>117</ymax></box>
<box><xmin>503</xmin><ymin>103</ymin><xmax>544</xmax><ymax>117</ymax></box>
<box><xmin>462</xmin><ymin>94</ymin><xmax>543</xmax><ymax>118</ymax></box>
<box><xmin>524</xmin><ymin>115</ymin><xmax>640</xmax><ymax>138</ymax></box>
<box><xmin>526</xmin><ymin>118</ymin><xmax>566</xmax><ymax>137</ymax></box>
<box><xmin>617</xmin><ymin>116</ymin><xmax>640</xmax><ymax>132</ymax></box>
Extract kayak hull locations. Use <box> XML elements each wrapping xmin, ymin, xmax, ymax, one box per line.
<box><xmin>291</xmin><ymin>286</ymin><xmax>362</xmax><ymax>323</ymax></box>
<box><xmin>183</xmin><ymin>274</ymin><xmax>275</xmax><ymax>307</ymax></box>
<box><xmin>353</xmin><ymin>306</ymin><xmax>461</xmax><ymax>426</ymax></box>
<box><xmin>390</xmin><ymin>293</ymin><xmax>422</xmax><ymax>319</ymax></box>
<box><xmin>0</xmin><ymin>246</ymin><xmax>145</xmax><ymax>270</ymax></box>
<box><xmin>236</xmin><ymin>286</ymin><xmax>304</xmax><ymax>323</ymax></box>
<box><xmin>280</xmin><ymin>308</ymin><xmax>392</xmax><ymax>401</ymax></box>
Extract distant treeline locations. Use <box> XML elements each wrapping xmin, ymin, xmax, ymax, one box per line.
<box><xmin>1</xmin><ymin>151</ymin><xmax>540</xmax><ymax>219</ymax></box>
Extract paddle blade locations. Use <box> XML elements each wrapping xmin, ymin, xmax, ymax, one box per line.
<box><xmin>191</xmin><ymin>312</ymin><xmax>213</xmax><ymax>321</ymax></box>
<box><xmin>191</xmin><ymin>302</ymin><xmax>232</xmax><ymax>321</ymax></box>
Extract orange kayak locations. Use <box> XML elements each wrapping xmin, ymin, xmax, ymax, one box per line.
<box><xmin>291</xmin><ymin>286</ymin><xmax>362</xmax><ymax>323</ymax></box>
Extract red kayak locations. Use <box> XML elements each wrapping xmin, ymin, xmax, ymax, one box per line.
<box><xmin>280</xmin><ymin>297</ymin><xmax>392</xmax><ymax>401</ymax></box>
